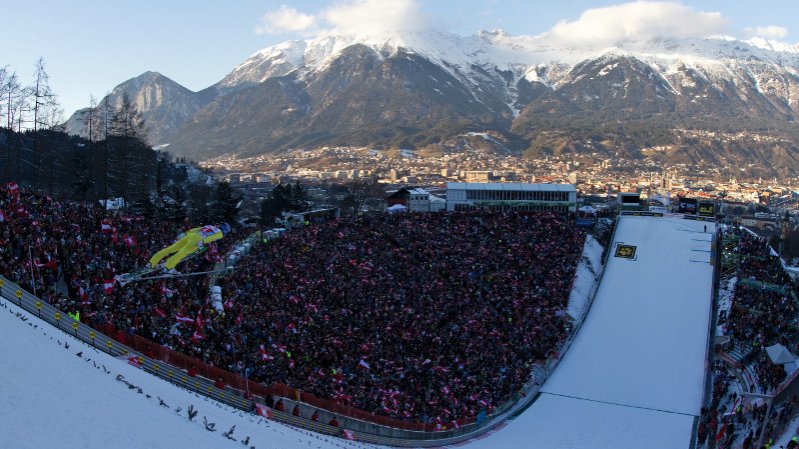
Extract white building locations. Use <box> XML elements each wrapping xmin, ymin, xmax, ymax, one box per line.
<box><xmin>446</xmin><ymin>182</ymin><xmax>577</xmax><ymax>213</ymax></box>
<box><xmin>408</xmin><ymin>188</ymin><xmax>446</xmax><ymax>212</ymax></box>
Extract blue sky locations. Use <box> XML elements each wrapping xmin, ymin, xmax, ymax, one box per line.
<box><xmin>2</xmin><ymin>0</ymin><xmax>797</xmax><ymax>117</ymax></box>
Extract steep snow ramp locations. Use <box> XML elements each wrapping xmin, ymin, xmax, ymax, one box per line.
<box><xmin>467</xmin><ymin>215</ymin><xmax>715</xmax><ymax>449</ymax></box>
<box><xmin>0</xmin><ymin>298</ymin><xmax>375</xmax><ymax>449</ymax></box>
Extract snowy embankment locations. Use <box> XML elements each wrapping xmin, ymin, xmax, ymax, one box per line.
<box><xmin>566</xmin><ymin>235</ymin><xmax>604</xmax><ymax>322</ymax></box>
<box><xmin>0</xmin><ymin>297</ymin><xmax>377</xmax><ymax>449</ymax></box>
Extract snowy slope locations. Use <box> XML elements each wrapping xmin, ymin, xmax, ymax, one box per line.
<box><xmin>0</xmin><ymin>298</ymin><xmax>376</xmax><ymax>449</ymax></box>
<box><xmin>466</xmin><ymin>215</ymin><xmax>715</xmax><ymax>449</ymax></box>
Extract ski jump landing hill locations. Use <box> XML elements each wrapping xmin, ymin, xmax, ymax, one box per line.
<box><xmin>468</xmin><ymin>214</ymin><xmax>716</xmax><ymax>449</ymax></box>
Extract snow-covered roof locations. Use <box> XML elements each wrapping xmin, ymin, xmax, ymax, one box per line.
<box><xmin>766</xmin><ymin>344</ymin><xmax>796</xmax><ymax>365</ymax></box>
<box><xmin>447</xmin><ymin>182</ymin><xmax>575</xmax><ymax>192</ymax></box>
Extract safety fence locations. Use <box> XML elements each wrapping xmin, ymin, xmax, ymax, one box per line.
<box><xmin>92</xmin><ymin>322</ymin><xmax>475</xmax><ymax>433</ymax></box>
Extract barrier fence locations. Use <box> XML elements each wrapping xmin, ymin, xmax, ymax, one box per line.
<box><xmin>93</xmin><ymin>321</ymin><xmax>475</xmax><ymax>433</ymax></box>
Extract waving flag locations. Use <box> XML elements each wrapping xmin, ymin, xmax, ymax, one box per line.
<box><xmin>102</xmin><ymin>279</ymin><xmax>115</xmax><ymax>295</ymax></box>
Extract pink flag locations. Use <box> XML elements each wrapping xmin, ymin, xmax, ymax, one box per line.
<box><xmin>175</xmin><ymin>314</ymin><xmax>193</xmax><ymax>323</ymax></box>
<box><xmin>191</xmin><ymin>330</ymin><xmax>203</xmax><ymax>342</ymax></box>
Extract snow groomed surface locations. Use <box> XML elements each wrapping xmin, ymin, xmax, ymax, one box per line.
<box><xmin>467</xmin><ymin>215</ymin><xmax>716</xmax><ymax>449</ymax></box>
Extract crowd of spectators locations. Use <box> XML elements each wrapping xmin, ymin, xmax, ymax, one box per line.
<box><xmin>703</xmin><ymin>228</ymin><xmax>799</xmax><ymax>448</ymax></box>
<box><xmin>720</xmin><ymin>231</ymin><xmax>798</xmax><ymax>393</ymax></box>
<box><xmin>200</xmin><ymin>212</ymin><xmax>585</xmax><ymax>423</ymax></box>
<box><xmin>1</xmin><ymin>183</ymin><xmax>587</xmax><ymax>425</ymax></box>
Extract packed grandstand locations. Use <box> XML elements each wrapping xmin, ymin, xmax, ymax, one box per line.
<box><xmin>0</xmin><ymin>183</ymin><xmax>586</xmax><ymax>426</ymax></box>
<box><xmin>702</xmin><ymin>230</ymin><xmax>799</xmax><ymax>448</ymax></box>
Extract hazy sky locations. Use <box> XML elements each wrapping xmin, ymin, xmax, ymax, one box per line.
<box><xmin>2</xmin><ymin>0</ymin><xmax>797</xmax><ymax>117</ymax></box>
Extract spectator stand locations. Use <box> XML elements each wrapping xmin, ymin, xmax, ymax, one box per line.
<box><xmin>0</xmin><ymin>185</ymin><xmax>603</xmax><ymax>445</ymax></box>
<box><xmin>701</xmin><ymin>228</ymin><xmax>799</xmax><ymax>448</ymax></box>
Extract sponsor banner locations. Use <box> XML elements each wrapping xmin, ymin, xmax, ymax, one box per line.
<box><xmin>698</xmin><ymin>201</ymin><xmax>716</xmax><ymax>217</ymax></box>
<box><xmin>614</xmin><ymin>244</ymin><xmax>637</xmax><ymax>259</ymax></box>
<box><xmin>684</xmin><ymin>215</ymin><xmax>717</xmax><ymax>222</ymax></box>
<box><xmin>621</xmin><ymin>211</ymin><xmax>664</xmax><ymax>217</ymax></box>
<box><xmin>678</xmin><ymin>197</ymin><xmax>698</xmax><ymax>214</ymax></box>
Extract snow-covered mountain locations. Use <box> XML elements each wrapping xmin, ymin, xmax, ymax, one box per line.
<box><xmin>66</xmin><ymin>29</ymin><xmax>799</xmax><ymax>174</ymax></box>
<box><xmin>64</xmin><ymin>71</ymin><xmax>217</xmax><ymax>145</ymax></box>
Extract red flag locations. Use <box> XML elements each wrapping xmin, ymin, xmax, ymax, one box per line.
<box><xmin>78</xmin><ymin>285</ymin><xmax>88</xmax><ymax>300</ymax></box>
<box><xmin>714</xmin><ymin>422</ymin><xmax>727</xmax><ymax>443</ymax></box>
<box><xmin>127</xmin><ymin>356</ymin><xmax>142</xmax><ymax>368</ymax></box>
<box><xmin>235</xmin><ymin>312</ymin><xmax>244</xmax><ymax>325</ymax></box>
<box><xmin>154</xmin><ymin>306</ymin><xmax>167</xmax><ymax>318</ymax></box>
<box><xmin>254</xmin><ymin>403</ymin><xmax>273</xmax><ymax>419</ymax></box>
<box><xmin>6</xmin><ymin>182</ymin><xmax>19</xmax><ymax>197</ymax></box>
<box><xmin>123</xmin><ymin>235</ymin><xmax>137</xmax><ymax>247</ymax></box>
<box><xmin>341</xmin><ymin>429</ymin><xmax>355</xmax><ymax>441</ymax></box>
<box><xmin>102</xmin><ymin>279</ymin><xmax>115</xmax><ymax>295</ymax></box>
<box><xmin>357</xmin><ymin>359</ymin><xmax>370</xmax><ymax>370</ymax></box>
<box><xmin>101</xmin><ymin>219</ymin><xmax>112</xmax><ymax>233</ymax></box>
<box><xmin>34</xmin><ymin>258</ymin><xmax>58</xmax><ymax>272</ymax></box>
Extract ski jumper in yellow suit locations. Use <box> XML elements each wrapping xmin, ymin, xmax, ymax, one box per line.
<box><xmin>149</xmin><ymin>225</ymin><xmax>225</xmax><ymax>270</ymax></box>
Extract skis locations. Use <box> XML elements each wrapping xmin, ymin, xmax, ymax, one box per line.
<box><xmin>114</xmin><ymin>247</ymin><xmax>211</xmax><ymax>286</ymax></box>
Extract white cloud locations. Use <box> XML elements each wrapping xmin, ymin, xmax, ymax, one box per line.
<box><xmin>256</xmin><ymin>0</ymin><xmax>427</xmax><ymax>37</ymax></box>
<box><xmin>255</xmin><ymin>5</ymin><xmax>317</xmax><ymax>35</ymax></box>
<box><xmin>539</xmin><ymin>1</ymin><xmax>728</xmax><ymax>48</ymax></box>
<box><xmin>320</xmin><ymin>0</ymin><xmax>427</xmax><ymax>35</ymax></box>
<box><xmin>744</xmin><ymin>25</ymin><xmax>789</xmax><ymax>39</ymax></box>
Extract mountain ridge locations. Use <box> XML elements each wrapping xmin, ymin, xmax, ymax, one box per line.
<box><xmin>64</xmin><ymin>29</ymin><xmax>799</xmax><ymax>175</ymax></box>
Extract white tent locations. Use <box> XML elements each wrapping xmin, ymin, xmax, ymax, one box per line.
<box><xmin>579</xmin><ymin>205</ymin><xmax>597</xmax><ymax>213</ymax></box>
<box><xmin>387</xmin><ymin>204</ymin><xmax>407</xmax><ymax>213</ymax></box>
<box><xmin>766</xmin><ymin>343</ymin><xmax>796</xmax><ymax>365</ymax></box>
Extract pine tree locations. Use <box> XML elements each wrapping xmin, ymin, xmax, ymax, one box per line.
<box><xmin>210</xmin><ymin>181</ymin><xmax>242</xmax><ymax>223</ymax></box>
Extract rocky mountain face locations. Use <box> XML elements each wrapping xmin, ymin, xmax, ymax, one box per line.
<box><xmin>66</xmin><ymin>31</ymin><xmax>799</xmax><ymax>175</ymax></box>
<box><xmin>64</xmin><ymin>71</ymin><xmax>216</xmax><ymax>145</ymax></box>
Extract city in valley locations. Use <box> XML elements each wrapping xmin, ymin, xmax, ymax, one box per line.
<box><xmin>203</xmin><ymin>139</ymin><xmax>799</xmax><ymax>220</ymax></box>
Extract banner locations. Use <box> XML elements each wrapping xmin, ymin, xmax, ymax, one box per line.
<box><xmin>698</xmin><ymin>201</ymin><xmax>716</xmax><ymax>217</ymax></box>
<box><xmin>677</xmin><ymin>198</ymin><xmax>697</xmax><ymax>214</ymax></box>
<box><xmin>614</xmin><ymin>245</ymin><xmax>637</xmax><ymax>259</ymax></box>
